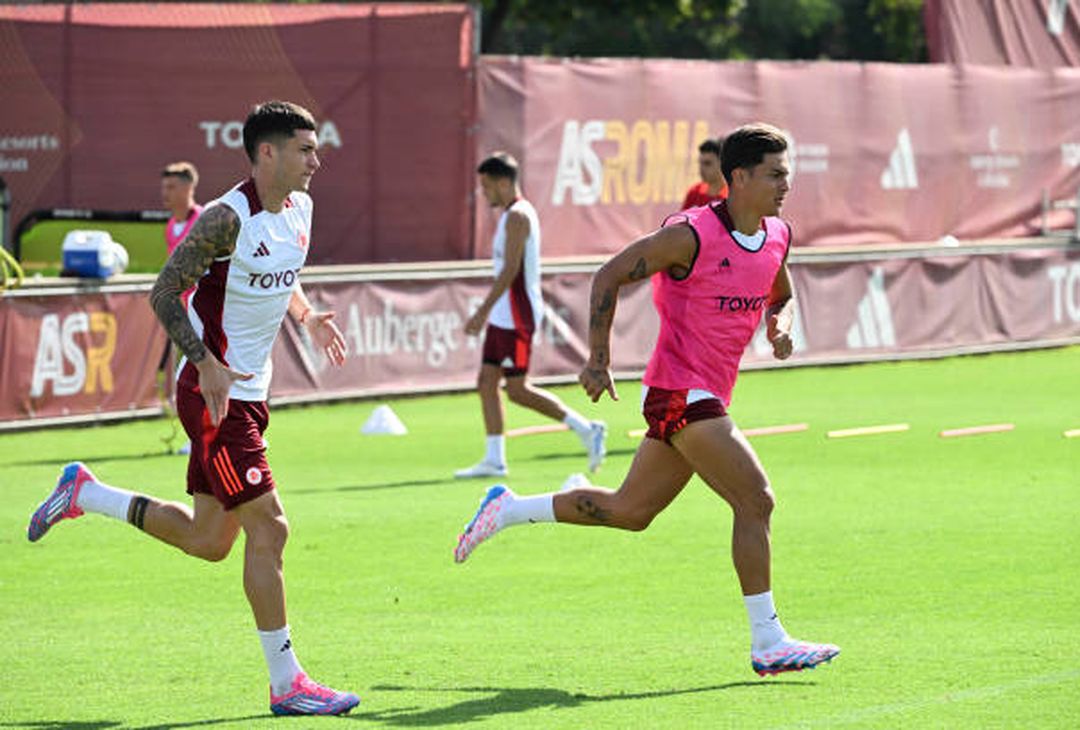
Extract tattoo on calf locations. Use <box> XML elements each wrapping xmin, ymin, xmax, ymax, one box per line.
<box><xmin>575</xmin><ymin>494</ymin><xmax>610</xmax><ymax>523</ymax></box>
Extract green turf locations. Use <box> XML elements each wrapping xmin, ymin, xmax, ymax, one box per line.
<box><xmin>18</xmin><ymin>219</ymin><xmax>168</xmax><ymax>276</ymax></box>
<box><xmin>1</xmin><ymin>347</ymin><xmax>1078</xmax><ymax>728</ymax></box>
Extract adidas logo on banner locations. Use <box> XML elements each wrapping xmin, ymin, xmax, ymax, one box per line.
<box><xmin>846</xmin><ymin>267</ymin><xmax>896</xmax><ymax>349</ymax></box>
<box><xmin>880</xmin><ymin>128</ymin><xmax>919</xmax><ymax>190</ymax></box>
<box><xmin>253</xmin><ymin>241</ymin><xmax>271</xmax><ymax>257</ymax></box>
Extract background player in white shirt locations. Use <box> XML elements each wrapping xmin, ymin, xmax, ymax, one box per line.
<box><xmin>456</xmin><ymin>152</ymin><xmax>607</xmax><ymax>479</ymax></box>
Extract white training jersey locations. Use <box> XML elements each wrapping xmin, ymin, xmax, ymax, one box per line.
<box><xmin>488</xmin><ymin>197</ymin><xmax>543</xmax><ymax>333</ymax></box>
<box><xmin>181</xmin><ymin>178</ymin><xmax>312</xmax><ymax>402</ymax></box>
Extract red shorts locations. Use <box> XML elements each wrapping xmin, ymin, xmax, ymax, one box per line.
<box><xmin>481</xmin><ymin>324</ymin><xmax>532</xmax><ymax>376</ymax></box>
<box><xmin>176</xmin><ymin>386</ymin><xmax>275</xmax><ymax>510</ymax></box>
<box><xmin>643</xmin><ymin>386</ymin><xmax>727</xmax><ymax>444</ymax></box>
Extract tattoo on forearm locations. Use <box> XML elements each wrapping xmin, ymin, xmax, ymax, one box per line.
<box><xmin>589</xmin><ymin>289</ymin><xmax>615</xmax><ymax>330</ymax></box>
<box><xmin>628</xmin><ymin>257</ymin><xmax>648</xmax><ymax>281</ymax></box>
<box><xmin>575</xmin><ymin>494</ymin><xmax>610</xmax><ymax>523</ymax></box>
<box><xmin>597</xmin><ymin>290</ymin><xmax>614</xmax><ymax>313</ymax></box>
<box><xmin>149</xmin><ymin>205</ymin><xmax>239</xmax><ymax>363</ymax></box>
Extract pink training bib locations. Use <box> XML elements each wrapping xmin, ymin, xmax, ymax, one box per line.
<box><xmin>642</xmin><ymin>200</ymin><xmax>790</xmax><ymax>407</ymax></box>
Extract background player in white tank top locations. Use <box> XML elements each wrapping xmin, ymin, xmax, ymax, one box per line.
<box><xmin>456</xmin><ymin>152</ymin><xmax>607</xmax><ymax>479</ymax></box>
<box><xmin>27</xmin><ymin>101</ymin><xmax>358</xmax><ymax>715</ymax></box>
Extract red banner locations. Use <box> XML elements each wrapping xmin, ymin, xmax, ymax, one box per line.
<box><xmin>926</xmin><ymin>0</ymin><xmax>1080</xmax><ymax>67</ymax></box>
<box><xmin>4</xmin><ymin>7</ymin><xmax>1079</xmax><ymax>267</ymax></box>
<box><xmin>2</xmin><ymin>245</ymin><xmax>1078</xmax><ymax>428</ymax></box>
<box><xmin>0</xmin><ymin>3</ymin><xmax>475</xmax><ymax>264</ymax></box>
<box><xmin>0</xmin><ymin>287</ymin><xmax>166</xmax><ymax>425</ymax></box>
<box><xmin>269</xmin><ymin>244</ymin><xmax>1080</xmax><ymax>401</ymax></box>
<box><xmin>476</xmin><ymin>58</ymin><xmax>1080</xmax><ymax>257</ymax></box>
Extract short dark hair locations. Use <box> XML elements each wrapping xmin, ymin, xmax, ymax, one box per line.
<box><xmin>161</xmin><ymin>161</ymin><xmax>198</xmax><ymax>186</ymax></box>
<box><xmin>242</xmin><ymin>100</ymin><xmax>317</xmax><ymax>163</ymax></box>
<box><xmin>698</xmin><ymin>138</ymin><xmax>722</xmax><ymax>157</ymax></box>
<box><xmin>477</xmin><ymin>152</ymin><xmax>519</xmax><ymax>184</ymax></box>
<box><xmin>721</xmin><ymin>123</ymin><xmax>788</xmax><ymax>184</ymax></box>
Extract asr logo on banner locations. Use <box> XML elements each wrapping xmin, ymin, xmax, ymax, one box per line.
<box><xmin>30</xmin><ymin>312</ymin><xmax>117</xmax><ymax>397</ymax></box>
<box><xmin>551</xmin><ymin>119</ymin><xmax>711</xmax><ymax>206</ymax></box>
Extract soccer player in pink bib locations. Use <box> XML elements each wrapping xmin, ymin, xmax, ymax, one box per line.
<box><xmin>455</xmin><ymin>123</ymin><xmax>839</xmax><ymax>677</ymax></box>
<box><xmin>28</xmin><ymin>101</ymin><xmax>358</xmax><ymax>715</ymax></box>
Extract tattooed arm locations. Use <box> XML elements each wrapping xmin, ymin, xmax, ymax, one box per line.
<box><xmin>150</xmin><ymin>204</ymin><xmax>250</xmax><ymax>425</ymax></box>
<box><xmin>579</xmin><ymin>224</ymin><xmax>697</xmax><ymax>402</ymax></box>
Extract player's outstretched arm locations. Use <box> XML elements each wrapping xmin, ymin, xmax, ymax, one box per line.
<box><xmin>580</xmin><ymin>224</ymin><xmax>697</xmax><ymax>402</ymax></box>
<box><xmin>289</xmin><ymin>286</ymin><xmax>348</xmax><ymax>366</ymax></box>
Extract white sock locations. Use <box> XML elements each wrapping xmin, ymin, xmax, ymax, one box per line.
<box><xmin>744</xmin><ymin>591</ymin><xmax>789</xmax><ymax>652</ymax></box>
<box><xmin>484</xmin><ymin>434</ymin><xmax>506</xmax><ymax>466</ymax></box>
<box><xmin>502</xmin><ymin>493</ymin><xmax>555</xmax><ymax>526</ymax></box>
<box><xmin>562</xmin><ymin>410</ymin><xmax>592</xmax><ymax>439</ymax></box>
<box><xmin>258</xmin><ymin>625</ymin><xmax>305</xmax><ymax>696</ymax></box>
<box><xmin>75</xmin><ymin>479</ymin><xmax>135</xmax><ymax>521</ymax></box>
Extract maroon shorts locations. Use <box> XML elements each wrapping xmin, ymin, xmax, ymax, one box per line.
<box><xmin>643</xmin><ymin>387</ymin><xmax>727</xmax><ymax>444</ymax></box>
<box><xmin>481</xmin><ymin>324</ymin><xmax>533</xmax><ymax>376</ymax></box>
<box><xmin>176</xmin><ymin>386</ymin><xmax>275</xmax><ymax>510</ymax></box>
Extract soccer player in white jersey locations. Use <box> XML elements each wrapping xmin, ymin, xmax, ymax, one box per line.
<box><xmin>456</xmin><ymin>152</ymin><xmax>607</xmax><ymax>479</ymax></box>
<box><xmin>27</xmin><ymin>101</ymin><xmax>359</xmax><ymax>716</ymax></box>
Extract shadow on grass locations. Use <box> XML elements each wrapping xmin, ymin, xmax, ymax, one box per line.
<box><xmin>349</xmin><ymin>681</ymin><xmax>812</xmax><ymax>726</ymax></box>
<box><xmin>6</xmin><ymin>451</ymin><xmax>177</xmax><ymax>469</ymax></box>
<box><xmin>0</xmin><ymin>717</ymin><xmax>269</xmax><ymax>730</ymax></box>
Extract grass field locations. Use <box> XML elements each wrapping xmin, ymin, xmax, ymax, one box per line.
<box><xmin>18</xmin><ymin>220</ymin><xmax>168</xmax><ymax>276</ymax></box>
<box><xmin>2</xmin><ymin>347</ymin><xmax>1078</xmax><ymax>728</ymax></box>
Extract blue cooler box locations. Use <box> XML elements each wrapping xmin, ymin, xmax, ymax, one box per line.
<box><xmin>62</xmin><ymin>230</ymin><xmax>128</xmax><ymax>278</ymax></box>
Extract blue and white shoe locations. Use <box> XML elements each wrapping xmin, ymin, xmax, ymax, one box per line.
<box><xmin>752</xmin><ymin>638</ymin><xmax>840</xmax><ymax>676</ymax></box>
<box><xmin>28</xmin><ymin>462</ymin><xmax>95</xmax><ymax>542</ymax></box>
<box><xmin>586</xmin><ymin>421</ymin><xmax>607</xmax><ymax>473</ymax></box>
<box><xmin>454</xmin><ymin>485</ymin><xmax>511</xmax><ymax>563</ymax></box>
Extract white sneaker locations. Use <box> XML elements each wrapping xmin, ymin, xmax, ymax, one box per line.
<box><xmin>751</xmin><ymin>637</ymin><xmax>841</xmax><ymax>676</ymax></box>
<box><xmin>176</xmin><ymin>441</ymin><xmax>191</xmax><ymax>456</ymax></box>
<box><xmin>585</xmin><ymin>421</ymin><xmax>607</xmax><ymax>472</ymax></box>
<box><xmin>454</xmin><ymin>461</ymin><xmax>508</xmax><ymax>479</ymax></box>
<box><xmin>560</xmin><ymin>473</ymin><xmax>592</xmax><ymax>492</ymax></box>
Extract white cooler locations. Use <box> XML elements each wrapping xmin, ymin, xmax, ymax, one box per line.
<box><xmin>61</xmin><ymin>230</ymin><xmax>129</xmax><ymax>278</ymax></box>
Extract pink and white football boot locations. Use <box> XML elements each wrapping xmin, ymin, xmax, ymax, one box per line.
<box><xmin>454</xmin><ymin>485</ymin><xmax>511</xmax><ymax>563</ymax></box>
<box><xmin>752</xmin><ymin>637</ymin><xmax>840</xmax><ymax>676</ymax></box>
<box><xmin>27</xmin><ymin>462</ymin><xmax>95</xmax><ymax>542</ymax></box>
<box><xmin>269</xmin><ymin>672</ymin><xmax>360</xmax><ymax>716</ymax></box>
